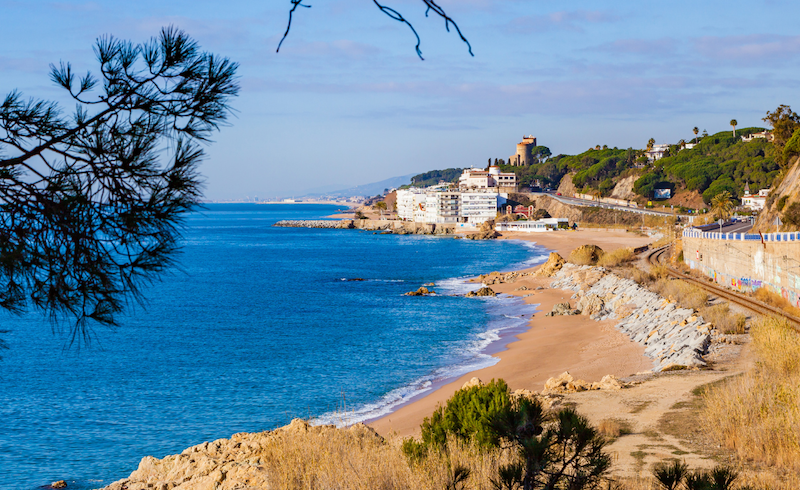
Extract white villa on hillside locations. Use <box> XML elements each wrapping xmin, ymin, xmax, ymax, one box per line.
<box><xmin>741</xmin><ymin>183</ymin><xmax>770</xmax><ymax>210</ymax></box>
<box><xmin>742</xmin><ymin>131</ymin><xmax>773</xmax><ymax>143</ymax></box>
<box><xmin>645</xmin><ymin>144</ymin><xmax>670</xmax><ymax>162</ymax></box>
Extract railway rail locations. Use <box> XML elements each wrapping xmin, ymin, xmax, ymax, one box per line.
<box><xmin>646</xmin><ymin>245</ymin><xmax>800</xmax><ymax>329</ymax></box>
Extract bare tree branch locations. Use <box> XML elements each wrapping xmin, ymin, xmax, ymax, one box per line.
<box><xmin>276</xmin><ymin>0</ymin><xmax>473</xmax><ymax>60</ymax></box>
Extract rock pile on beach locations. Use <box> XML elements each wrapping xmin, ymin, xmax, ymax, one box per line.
<box><xmin>549</xmin><ymin>264</ymin><xmax>712</xmax><ymax>372</ymax></box>
<box><xmin>100</xmin><ymin>419</ymin><xmax>384</xmax><ymax>490</ymax></box>
<box><xmin>541</xmin><ymin>371</ymin><xmax>626</xmax><ymax>394</ymax></box>
<box><xmin>545</xmin><ymin>302</ymin><xmax>579</xmax><ymax>316</ymax></box>
<box><xmin>534</xmin><ymin>252</ymin><xmax>566</xmax><ymax>277</ymax></box>
<box><xmin>465</xmin><ymin>220</ymin><xmax>501</xmax><ymax>240</ymax></box>
<box><xmin>466</xmin><ymin>286</ymin><xmax>496</xmax><ymax>297</ymax></box>
<box><xmin>478</xmin><ymin>270</ymin><xmax>532</xmax><ymax>285</ymax></box>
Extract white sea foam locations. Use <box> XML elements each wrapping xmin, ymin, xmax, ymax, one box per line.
<box><xmin>313</xmin><ymin>239</ymin><xmax>550</xmax><ymax>428</ymax></box>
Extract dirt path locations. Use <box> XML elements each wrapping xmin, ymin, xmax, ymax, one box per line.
<box><xmin>562</xmin><ymin>335</ymin><xmax>751</xmax><ymax>478</ymax></box>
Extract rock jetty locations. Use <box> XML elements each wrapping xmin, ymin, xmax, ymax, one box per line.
<box><xmin>274</xmin><ymin>219</ymin><xmax>456</xmax><ymax>235</ymax></box>
<box><xmin>549</xmin><ymin>264</ymin><xmax>712</xmax><ymax>372</ymax></box>
<box><xmin>274</xmin><ymin>219</ymin><xmax>347</xmax><ymax>228</ymax></box>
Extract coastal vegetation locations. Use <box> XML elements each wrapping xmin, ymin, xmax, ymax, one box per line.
<box><xmin>637</xmin><ymin>129</ymin><xmax>778</xmax><ymax>203</ymax></box>
<box><xmin>0</xmin><ymin>28</ymin><xmax>238</xmax><ymax>340</ymax></box>
<box><xmin>404</xmin><ymin>380</ymin><xmax>613</xmax><ymax>490</ymax></box>
<box><xmin>406</xmin><ymin>168</ymin><xmax>464</xmax><ymax>187</ymax></box>
<box><xmin>703</xmin><ymin>317</ymin><xmax>800</xmax><ymax>470</ymax></box>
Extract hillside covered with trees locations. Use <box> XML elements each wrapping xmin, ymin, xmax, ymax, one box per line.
<box><xmin>406</xmin><ymin>168</ymin><xmax>463</xmax><ymax>187</ymax></box>
<box><xmin>494</xmin><ymin>127</ymin><xmax>781</xmax><ymax>205</ymax></box>
<box><xmin>634</xmin><ymin>128</ymin><xmax>779</xmax><ymax>204</ymax></box>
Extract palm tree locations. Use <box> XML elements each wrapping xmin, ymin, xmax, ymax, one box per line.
<box><xmin>710</xmin><ymin>191</ymin><xmax>735</xmax><ymax>221</ymax></box>
<box><xmin>678</xmin><ymin>139</ymin><xmax>686</xmax><ymax>149</ymax></box>
<box><xmin>693</xmin><ymin>126</ymin><xmax>699</xmax><ymax>143</ymax></box>
<box><xmin>647</xmin><ymin>138</ymin><xmax>655</xmax><ymax>150</ymax></box>
<box><xmin>375</xmin><ymin>200</ymin><xmax>388</xmax><ymax>219</ymax></box>
<box><xmin>730</xmin><ymin>119</ymin><xmax>738</xmax><ymax>137</ymax></box>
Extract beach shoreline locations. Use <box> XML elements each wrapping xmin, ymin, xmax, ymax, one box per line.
<box><xmin>367</xmin><ymin>229</ymin><xmax>655</xmax><ymax>438</ymax></box>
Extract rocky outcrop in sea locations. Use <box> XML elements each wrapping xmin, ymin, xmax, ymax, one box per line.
<box><xmin>549</xmin><ymin>264</ymin><xmax>712</xmax><ymax>372</ymax></box>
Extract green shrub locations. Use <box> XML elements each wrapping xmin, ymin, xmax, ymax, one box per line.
<box><xmin>777</xmin><ymin>195</ymin><xmax>788</xmax><ymax>211</ymax></box>
<box><xmin>419</xmin><ymin>379</ymin><xmax>512</xmax><ymax>450</ymax></box>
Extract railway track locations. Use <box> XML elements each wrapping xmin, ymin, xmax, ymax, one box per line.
<box><xmin>646</xmin><ymin>245</ymin><xmax>800</xmax><ymax>329</ymax></box>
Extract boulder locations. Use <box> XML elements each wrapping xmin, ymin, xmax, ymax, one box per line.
<box><xmin>461</xmin><ymin>377</ymin><xmax>483</xmax><ymax>390</ymax></box>
<box><xmin>591</xmin><ymin>375</ymin><xmax>624</xmax><ymax>391</ymax></box>
<box><xmin>534</xmin><ymin>252</ymin><xmax>566</xmax><ymax>277</ymax></box>
<box><xmin>466</xmin><ymin>287</ymin><xmax>496</xmax><ymax>297</ymax></box>
<box><xmin>543</xmin><ymin>372</ymin><xmax>574</xmax><ymax>392</ymax></box>
<box><xmin>576</xmin><ymin>294</ymin><xmax>605</xmax><ymax>316</ymax></box>
<box><xmin>545</xmin><ymin>302</ymin><xmax>579</xmax><ymax>316</ymax></box>
<box><xmin>515</xmin><ymin>285</ymin><xmax>529</xmax><ymax>291</ymax></box>
<box><xmin>51</xmin><ymin>482</ymin><xmax>67</xmax><ymax>489</ymax></box>
<box><xmin>568</xmin><ymin>244</ymin><xmax>605</xmax><ymax>265</ymax></box>
<box><xmin>405</xmin><ymin>286</ymin><xmax>435</xmax><ymax>296</ymax></box>
<box><xmin>465</xmin><ymin>220</ymin><xmax>500</xmax><ymax>240</ymax></box>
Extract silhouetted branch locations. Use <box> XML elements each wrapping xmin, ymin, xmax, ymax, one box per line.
<box><xmin>276</xmin><ymin>0</ymin><xmax>473</xmax><ymax>60</ymax></box>
<box><xmin>276</xmin><ymin>0</ymin><xmax>312</xmax><ymax>54</ymax></box>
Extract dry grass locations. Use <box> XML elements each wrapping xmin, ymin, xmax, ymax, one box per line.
<box><xmin>597</xmin><ymin>418</ymin><xmax>631</xmax><ymax>440</ymax></box>
<box><xmin>753</xmin><ymin>287</ymin><xmax>800</xmax><ymax>317</ymax></box>
<box><xmin>597</xmin><ymin>247</ymin><xmax>635</xmax><ymax>267</ymax></box>
<box><xmin>700</xmin><ymin>303</ymin><xmax>747</xmax><ymax>334</ymax></box>
<box><xmin>651</xmin><ymin>278</ymin><xmax>709</xmax><ymax>311</ymax></box>
<box><xmin>254</xmin><ymin>426</ymin><xmax>516</xmax><ymax>490</ymax></box>
<box><xmin>702</xmin><ymin>317</ymin><xmax>800</xmax><ymax>470</ymax></box>
<box><xmin>568</xmin><ymin>246</ymin><xmax>601</xmax><ymax>265</ymax></box>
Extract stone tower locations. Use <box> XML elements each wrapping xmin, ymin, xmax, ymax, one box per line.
<box><xmin>508</xmin><ymin>135</ymin><xmax>536</xmax><ymax>166</ymax></box>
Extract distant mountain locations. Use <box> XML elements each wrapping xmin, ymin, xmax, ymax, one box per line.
<box><xmin>301</xmin><ymin>173</ymin><xmax>416</xmax><ymax>198</ymax></box>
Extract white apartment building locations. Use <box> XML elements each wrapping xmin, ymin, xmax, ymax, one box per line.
<box><xmin>395</xmin><ymin>188</ymin><xmax>427</xmax><ymax>221</ymax></box>
<box><xmin>461</xmin><ymin>191</ymin><xmax>505</xmax><ymax>225</ymax></box>
<box><xmin>458</xmin><ymin>167</ymin><xmax>517</xmax><ymax>193</ymax></box>
<box><xmin>425</xmin><ymin>190</ymin><xmax>462</xmax><ymax>223</ymax></box>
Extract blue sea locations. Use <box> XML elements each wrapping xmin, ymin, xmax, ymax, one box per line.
<box><xmin>0</xmin><ymin>204</ymin><xmax>548</xmax><ymax>489</ymax></box>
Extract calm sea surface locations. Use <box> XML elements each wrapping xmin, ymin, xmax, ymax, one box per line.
<box><xmin>0</xmin><ymin>204</ymin><xmax>548</xmax><ymax>489</ymax></box>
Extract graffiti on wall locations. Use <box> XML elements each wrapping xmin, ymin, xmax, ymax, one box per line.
<box><xmin>686</xmin><ymin>260</ymin><xmax>799</xmax><ymax>307</ymax></box>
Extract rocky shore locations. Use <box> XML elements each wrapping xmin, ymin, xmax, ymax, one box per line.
<box><xmin>549</xmin><ymin>263</ymin><xmax>712</xmax><ymax>371</ymax></box>
<box><xmin>274</xmin><ymin>219</ymin><xmax>457</xmax><ymax>235</ymax></box>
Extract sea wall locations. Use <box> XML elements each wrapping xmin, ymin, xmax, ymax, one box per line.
<box><xmin>550</xmin><ymin>264</ymin><xmax>712</xmax><ymax>371</ymax></box>
<box><xmin>682</xmin><ymin>231</ymin><xmax>800</xmax><ymax>308</ymax></box>
<box><xmin>274</xmin><ymin>219</ymin><xmax>457</xmax><ymax>235</ymax></box>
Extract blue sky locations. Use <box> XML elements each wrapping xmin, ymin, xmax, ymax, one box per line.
<box><xmin>2</xmin><ymin>0</ymin><xmax>799</xmax><ymax>199</ymax></box>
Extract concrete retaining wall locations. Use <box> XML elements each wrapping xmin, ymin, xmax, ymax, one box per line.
<box><xmin>682</xmin><ymin>232</ymin><xmax>800</xmax><ymax>308</ymax></box>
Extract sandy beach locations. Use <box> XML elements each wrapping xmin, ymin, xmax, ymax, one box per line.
<box><xmin>369</xmin><ymin>229</ymin><xmax>655</xmax><ymax>437</ymax></box>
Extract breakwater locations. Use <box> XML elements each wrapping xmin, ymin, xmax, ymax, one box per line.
<box><xmin>550</xmin><ymin>264</ymin><xmax>711</xmax><ymax>371</ymax></box>
<box><xmin>275</xmin><ymin>219</ymin><xmax>457</xmax><ymax>235</ymax></box>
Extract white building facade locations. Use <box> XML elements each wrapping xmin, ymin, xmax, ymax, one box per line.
<box><xmin>425</xmin><ymin>190</ymin><xmax>462</xmax><ymax>223</ymax></box>
<box><xmin>395</xmin><ymin>188</ymin><xmax>427</xmax><ymax>221</ymax></box>
<box><xmin>462</xmin><ymin>191</ymin><xmax>503</xmax><ymax>225</ymax></box>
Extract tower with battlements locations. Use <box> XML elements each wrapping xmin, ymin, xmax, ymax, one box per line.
<box><xmin>508</xmin><ymin>135</ymin><xmax>536</xmax><ymax>166</ymax></box>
